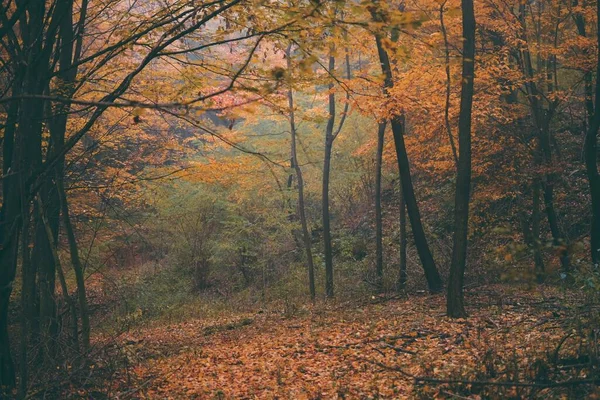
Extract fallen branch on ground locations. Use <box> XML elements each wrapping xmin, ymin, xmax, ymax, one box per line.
<box><xmin>414</xmin><ymin>376</ymin><xmax>600</xmax><ymax>388</ymax></box>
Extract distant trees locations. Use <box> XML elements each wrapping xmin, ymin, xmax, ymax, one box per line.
<box><xmin>0</xmin><ymin>0</ymin><xmax>310</xmax><ymax>393</ymax></box>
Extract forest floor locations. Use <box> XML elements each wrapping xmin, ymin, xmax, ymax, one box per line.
<box><xmin>95</xmin><ymin>285</ymin><xmax>598</xmax><ymax>399</ymax></box>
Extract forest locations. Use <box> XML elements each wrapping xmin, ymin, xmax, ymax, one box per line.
<box><xmin>0</xmin><ymin>0</ymin><xmax>599</xmax><ymax>398</ymax></box>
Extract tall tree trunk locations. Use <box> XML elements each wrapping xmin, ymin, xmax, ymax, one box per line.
<box><xmin>0</xmin><ymin>74</ymin><xmax>22</xmax><ymax>391</ymax></box>
<box><xmin>58</xmin><ymin>181</ymin><xmax>90</xmax><ymax>353</ymax></box>
<box><xmin>373</xmin><ymin>34</ymin><xmax>443</xmax><ymax>293</ymax></box>
<box><xmin>323</xmin><ymin>54</ymin><xmax>336</xmax><ymax>298</ymax></box>
<box><xmin>34</xmin><ymin>189</ymin><xmax>58</xmax><ymax>354</ymax></box>
<box><xmin>447</xmin><ymin>0</ymin><xmax>475</xmax><ymax>318</ymax></box>
<box><xmin>286</xmin><ymin>45</ymin><xmax>316</xmax><ymax>300</ymax></box>
<box><xmin>323</xmin><ymin>50</ymin><xmax>351</xmax><ymax>298</ymax></box>
<box><xmin>36</xmin><ymin>0</ymin><xmax>79</xmax><ymax>350</ymax></box>
<box><xmin>398</xmin><ymin>180</ymin><xmax>408</xmax><ymax>291</ymax></box>
<box><xmin>375</xmin><ymin>122</ymin><xmax>386</xmax><ymax>282</ymax></box>
<box><xmin>15</xmin><ymin>1</ymin><xmax>48</xmax><ymax>387</ymax></box>
<box><xmin>579</xmin><ymin>1</ymin><xmax>600</xmax><ymax>266</ymax></box>
<box><xmin>36</xmin><ymin>195</ymin><xmax>79</xmax><ymax>350</ymax></box>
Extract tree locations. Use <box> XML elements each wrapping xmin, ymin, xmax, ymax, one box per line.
<box><xmin>286</xmin><ymin>44</ymin><xmax>316</xmax><ymax>300</ymax></box>
<box><xmin>582</xmin><ymin>0</ymin><xmax>600</xmax><ymax>267</ymax></box>
<box><xmin>447</xmin><ymin>0</ymin><xmax>476</xmax><ymax>318</ymax></box>
<box><xmin>375</xmin><ymin>122</ymin><xmax>387</xmax><ymax>282</ymax></box>
<box><xmin>371</xmin><ymin>9</ymin><xmax>443</xmax><ymax>293</ymax></box>
<box><xmin>323</xmin><ymin>48</ymin><xmax>351</xmax><ymax>298</ymax></box>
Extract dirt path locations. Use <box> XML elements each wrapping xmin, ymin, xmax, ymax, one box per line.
<box><xmin>106</xmin><ymin>287</ymin><xmax>595</xmax><ymax>399</ymax></box>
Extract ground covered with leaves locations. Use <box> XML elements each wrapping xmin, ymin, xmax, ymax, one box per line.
<box><xmin>86</xmin><ymin>285</ymin><xmax>600</xmax><ymax>399</ymax></box>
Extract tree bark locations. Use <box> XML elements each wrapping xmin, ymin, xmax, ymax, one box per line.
<box><xmin>447</xmin><ymin>0</ymin><xmax>475</xmax><ymax>318</ymax></box>
<box><xmin>375</xmin><ymin>122</ymin><xmax>386</xmax><ymax>282</ymax></box>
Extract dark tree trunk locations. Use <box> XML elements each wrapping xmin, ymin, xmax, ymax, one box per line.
<box><xmin>391</xmin><ymin>117</ymin><xmax>443</xmax><ymax>293</ymax></box>
<box><xmin>440</xmin><ymin>3</ymin><xmax>458</xmax><ymax>168</ymax></box>
<box><xmin>34</xmin><ymin>189</ymin><xmax>58</xmax><ymax>354</ymax></box>
<box><xmin>582</xmin><ymin>1</ymin><xmax>600</xmax><ymax>266</ymax></box>
<box><xmin>447</xmin><ymin>0</ymin><xmax>475</xmax><ymax>318</ymax></box>
<box><xmin>0</xmin><ymin>74</ymin><xmax>21</xmax><ymax>392</ymax></box>
<box><xmin>0</xmin><ymin>0</ymin><xmax>71</xmax><ymax>388</ymax></box>
<box><xmin>58</xmin><ymin>181</ymin><xmax>90</xmax><ymax>353</ymax></box>
<box><xmin>373</xmin><ymin>34</ymin><xmax>443</xmax><ymax>293</ymax></box>
<box><xmin>323</xmin><ymin>54</ymin><xmax>335</xmax><ymax>298</ymax></box>
<box><xmin>35</xmin><ymin>0</ymin><xmax>79</xmax><ymax>352</ymax></box>
<box><xmin>375</xmin><ymin>122</ymin><xmax>386</xmax><ymax>282</ymax></box>
<box><xmin>322</xmin><ymin>50</ymin><xmax>351</xmax><ymax>298</ymax></box>
<box><xmin>286</xmin><ymin>45</ymin><xmax>316</xmax><ymax>300</ymax></box>
<box><xmin>398</xmin><ymin>180</ymin><xmax>408</xmax><ymax>291</ymax></box>
<box><xmin>36</xmin><ymin>195</ymin><xmax>79</xmax><ymax>350</ymax></box>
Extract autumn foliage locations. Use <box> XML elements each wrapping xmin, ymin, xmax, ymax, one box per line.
<box><xmin>0</xmin><ymin>0</ymin><xmax>600</xmax><ymax>398</ymax></box>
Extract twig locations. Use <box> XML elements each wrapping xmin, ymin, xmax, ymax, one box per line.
<box><xmin>380</xmin><ymin>343</ymin><xmax>417</xmax><ymax>355</ymax></box>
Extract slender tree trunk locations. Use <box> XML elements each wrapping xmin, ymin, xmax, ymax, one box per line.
<box><xmin>58</xmin><ymin>181</ymin><xmax>90</xmax><ymax>353</ymax></box>
<box><xmin>391</xmin><ymin>118</ymin><xmax>443</xmax><ymax>293</ymax></box>
<box><xmin>375</xmin><ymin>122</ymin><xmax>386</xmax><ymax>282</ymax></box>
<box><xmin>323</xmin><ymin>54</ymin><xmax>336</xmax><ymax>298</ymax></box>
<box><xmin>323</xmin><ymin>49</ymin><xmax>351</xmax><ymax>298</ymax></box>
<box><xmin>532</xmin><ymin>178</ymin><xmax>545</xmax><ymax>281</ymax></box>
<box><xmin>447</xmin><ymin>0</ymin><xmax>475</xmax><ymax>318</ymax></box>
<box><xmin>36</xmin><ymin>195</ymin><xmax>79</xmax><ymax>350</ymax></box>
<box><xmin>286</xmin><ymin>45</ymin><xmax>316</xmax><ymax>300</ymax></box>
<box><xmin>34</xmin><ymin>189</ymin><xmax>58</xmax><ymax>354</ymax></box>
<box><xmin>36</xmin><ymin>0</ymin><xmax>79</xmax><ymax>350</ymax></box>
<box><xmin>580</xmin><ymin>1</ymin><xmax>600</xmax><ymax>266</ymax></box>
<box><xmin>373</xmin><ymin>34</ymin><xmax>443</xmax><ymax>293</ymax></box>
<box><xmin>398</xmin><ymin>180</ymin><xmax>408</xmax><ymax>291</ymax></box>
<box><xmin>440</xmin><ymin>2</ymin><xmax>458</xmax><ymax>168</ymax></box>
